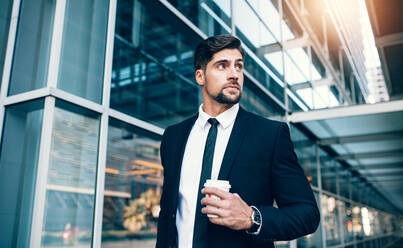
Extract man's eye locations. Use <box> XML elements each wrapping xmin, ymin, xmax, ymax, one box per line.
<box><xmin>235</xmin><ymin>64</ymin><xmax>243</xmax><ymax>70</ymax></box>
<box><xmin>217</xmin><ymin>64</ymin><xmax>225</xmax><ymax>69</ymax></box>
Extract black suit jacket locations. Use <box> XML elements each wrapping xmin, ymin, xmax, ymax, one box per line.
<box><xmin>156</xmin><ymin>107</ymin><xmax>320</xmax><ymax>248</ymax></box>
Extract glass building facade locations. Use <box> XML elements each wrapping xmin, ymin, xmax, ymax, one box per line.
<box><xmin>0</xmin><ymin>0</ymin><xmax>400</xmax><ymax>247</ymax></box>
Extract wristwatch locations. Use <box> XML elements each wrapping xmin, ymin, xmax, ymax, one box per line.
<box><xmin>246</xmin><ymin>206</ymin><xmax>262</xmax><ymax>234</ymax></box>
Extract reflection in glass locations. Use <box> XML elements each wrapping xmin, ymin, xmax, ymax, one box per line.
<box><xmin>297</xmin><ymin>192</ymin><xmax>323</xmax><ymax>248</ymax></box>
<box><xmin>352</xmin><ymin>205</ymin><xmax>363</xmax><ymax>240</ymax></box>
<box><xmin>57</xmin><ymin>0</ymin><xmax>109</xmax><ymax>103</ymax></box>
<box><xmin>322</xmin><ymin>195</ymin><xmax>341</xmax><ymax>246</ymax></box>
<box><xmin>241</xmin><ymin>78</ymin><xmax>284</xmax><ymax>117</ymax></box>
<box><xmin>339</xmin><ymin>169</ymin><xmax>351</xmax><ymax>199</ymax></box>
<box><xmin>322</xmin><ymin>160</ymin><xmax>337</xmax><ymax>194</ymax></box>
<box><xmin>8</xmin><ymin>0</ymin><xmax>55</xmax><ymax>96</ymax></box>
<box><xmin>0</xmin><ymin>100</ymin><xmax>44</xmax><ymax>248</ymax></box>
<box><xmin>290</xmin><ymin>125</ymin><xmax>318</xmax><ymax>187</ymax></box>
<box><xmin>168</xmin><ymin>0</ymin><xmax>232</xmax><ymax>35</ymax></box>
<box><xmin>344</xmin><ymin>203</ymin><xmax>354</xmax><ymax>243</ymax></box>
<box><xmin>110</xmin><ymin>0</ymin><xmax>200</xmax><ymax>128</ymax></box>
<box><xmin>102</xmin><ymin>118</ymin><xmax>162</xmax><ymax>247</ymax></box>
<box><xmin>41</xmin><ymin>102</ymin><xmax>100</xmax><ymax>247</ymax></box>
<box><xmin>0</xmin><ymin>0</ymin><xmax>13</xmax><ymax>83</ymax></box>
<box><xmin>244</xmin><ymin>52</ymin><xmax>286</xmax><ymax>105</ymax></box>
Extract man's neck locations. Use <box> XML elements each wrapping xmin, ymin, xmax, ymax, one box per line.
<box><xmin>202</xmin><ymin>102</ymin><xmax>234</xmax><ymax>117</ymax></box>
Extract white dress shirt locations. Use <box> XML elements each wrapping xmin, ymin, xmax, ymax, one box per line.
<box><xmin>176</xmin><ymin>103</ymin><xmax>239</xmax><ymax>248</ymax></box>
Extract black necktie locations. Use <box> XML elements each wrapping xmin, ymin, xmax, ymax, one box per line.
<box><xmin>192</xmin><ymin>118</ymin><xmax>219</xmax><ymax>248</ymax></box>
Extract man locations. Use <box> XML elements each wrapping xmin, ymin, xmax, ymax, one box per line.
<box><xmin>156</xmin><ymin>34</ymin><xmax>320</xmax><ymax>248</ymax></box>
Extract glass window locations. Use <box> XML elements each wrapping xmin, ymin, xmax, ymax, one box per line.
<box><xmin>297</xmin><ymin>192</ymin><xmax>323</xmax><ymax>248</ymax></box>
<box><xmin>289</xmin><ymin>125</ymin><xmax>318</xmax><ymax>187</ymax></box>
<box><xmin>344</xmin><ymin>203</ymin><xmax>354</xmax><ymax>243</ymax></box>
<box><xmin>57</xmin><ymin>0</ymin><xmax>109</xmax><ymax>103</ymax></box>
<box><xmin>8</xmin><ymin>0</ymin><xmax>55</xmax><ymax>96</ymax></box>
<box><xmin>352</xmin><ymin>205</ymin><xmax>364</xmax><ymax>241</ymax></box>
<box><xmin>322</xmin><ymin>160</ymin><xmax>338</xmax><ymax>194</ymax></box>
<box><xmin>336</xmin><ymin>200</ymin><xmax>346</xmax><ymax>241</ymax></box>
<box><xmin>339</xmin><ymin>168</ymin><xmax>351</xmax><ymax>199</ymax></box>
<box><xmin>40</xmin><ymin>101</ymin><xmax>100</xmax><ymax>247</ymax></box>
<box><xmin>318</xmin><ymin>148</ymin><xmax>331</xmax><ymax>189</ymax></box>
<box><xmin>167</xmin><ymin>0</ymin><xmax>232</xmax><ymax>36</ymax></box>
<box><xmin>111</xmin><ymin>0</ymin><xmax>200</xmax><ymax>128</ymax></box>
<box><xmin>101</xmin><ymin>118</ymin><xmax>162</xmax><ymax>247</ymax></box>
<box><xmin>244</xmin><ymin>50</ymin><xmax>286</xmax><ymax>105</ymax></box>
<box><xmin>0</xmin><ymin>99</ymin><xmax>44</xmax><ymax>248</ymax></box>
<box><xmin>241</xmin><ymin>77</ymin><xmax>284</xmax><ymax>118</ymax></box>
<box><xmin>322</xmin><ymin>194</ymin><xmax>341</xmax><ymax>246</ymax></box>
<box><xmin>273</xmin><ymin>241</ymin><xmax>290</xmax><ymax>247</ymax></box>
<box><xmin>0</xmin><ymin>0</ymin><xmax>13</xmax><ymax>84</ymax></box>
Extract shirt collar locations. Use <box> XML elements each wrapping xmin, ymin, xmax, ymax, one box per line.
<box><xmin>196</xmin><ymin>103</ymin><xmax>239</xmax><ymax>130</ymax></box>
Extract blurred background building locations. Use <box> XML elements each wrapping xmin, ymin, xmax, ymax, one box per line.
<box><xmin>0</xmin><ymin>0</ymin><xmax>402</xmax><ymax>247</ymax></box>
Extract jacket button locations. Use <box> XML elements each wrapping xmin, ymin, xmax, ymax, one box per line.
<box><xmin>171</xmin><ymin>213</ymin><xmax>176</xmax><ymax>219</ymax></box>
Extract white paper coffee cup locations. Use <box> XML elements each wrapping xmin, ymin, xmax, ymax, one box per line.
<box><xmin>203</xmin><ymin>179</ymin><xmax>231</xmax><ymax>218</ymax></box>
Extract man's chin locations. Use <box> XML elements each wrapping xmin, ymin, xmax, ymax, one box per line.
<box><xmin>215</xmin><ymin>93</ymin><xmax>241</xmax><ymax>104</ymax></box>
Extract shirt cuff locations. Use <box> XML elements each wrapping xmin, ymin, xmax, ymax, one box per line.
<box><xmin>246</xmin><ymin>205</ymin><xmax>262</xmax><ymax>235</ymax></box>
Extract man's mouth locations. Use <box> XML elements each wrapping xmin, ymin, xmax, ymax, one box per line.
<box><xmin>224</xmin><ymin>83</ymin><xmax>240</xmax><ymax>90</ymax></box>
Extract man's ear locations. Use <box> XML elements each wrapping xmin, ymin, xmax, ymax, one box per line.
<box><xmin>195</xmin><ymin>69</ymin><xmax>205</xmax><ymax>86</ymax></box>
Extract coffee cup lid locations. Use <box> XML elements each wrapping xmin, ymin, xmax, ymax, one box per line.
<box><xmin>204</xmin><ymin>179</ymin><xmax>231</xmax><ymax>188</ymax></box>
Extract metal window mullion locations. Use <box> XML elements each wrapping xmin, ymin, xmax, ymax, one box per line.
<box><xmin>101</xmin><ymin>0</ymin><xmax>116</xmax><ymax>110</ymax></box>
<box><xmin>108</xmin><ymin>108</ymin><xmax>164</xmax><ymax>136</ymax></box>
<box><xmin>338</xmin><ymin>48</ymin><xmax>345</xmax><ymax>104</ymax></box>
<box><xmin>335</xmin><ymin>162</ymin><xmax>345</xmax><ymax>246</ymax></box>
<box><xmin>278</xmin><ymin>0</ymin><xmax>289</xmax><ymax>114</ymax></box>
<box><xmin>159</xmin><ymin>0</ymin><xmax>207</xmax><ymax>39</ymax></box>
<box><xmin>92</xmin><ymin>0</ymin><xmax>117</xmax><ymax>246</ymax></box>
<box><xmin>92</xmin><ymin>112</ymin><xmax>109</xmax><ymax>248</ymax></box>
<box><xmin>230</xmin><ymin>0</ymin><xmax>235</xmax><ymax>36</ymax></box>
<box><xmin>50</xmin><ymin>87</ymin><xmax>103</xmax><ymax>114</ymax></box>
<box><xmin>350</xmin><ymin>73</ymin><xmax>356</xmax><ymax>104</ymax></box>
<box><xmin>46</xmin><ymin>0</ymin><xmax>66</xmax><ymax>88</ymax></box>
<box><xmin>316</xmin><ymin>143</ymin><xmax>327</xmax><ymax>248</ymax></box>
<box><xmin>0</xmin><ymin>0</ymin><xmax>21</xmax><ymax>99</ymax></box>
<box><xmin>3</xmin><ymin>87</ymin><xmax>50</xmax><ymax>106</ymax></box>
<box><xmin>0</xmin><ymin>0</ymin><xmax>22</xmax><ymax>144</ymax></box>
<box><xmin>308</xmin><ymin>45</ymin><xmax>315</xmax><ymax>109</ymax></box>
<box><xmin>243</xmin><ymin>70</ymin><xmax>287</xmax><ymax>111</ymax></box>
<box><xmin>30</xmin><ymin>96</ymin><xmax>56</xmax><ymax>247</ymax></box>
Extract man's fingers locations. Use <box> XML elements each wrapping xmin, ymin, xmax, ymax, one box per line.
<box><xmin>202</xmin><ymin>187</ymin><xmax>232</xmax><ymax>199</ymax></box>
<box><xmin>201</xmin><ymin>196</ymin><xmax>230</xmax><ymax>209</ymax></box>
<box><xmin>201</xmin><ymin>206</ymin><xmax>227</xmax><ymax>217</ymax></box>
<box><xmin>208</xmin><ymin>216</ymin><xmax>226</xmax><ymax>226</ymax></box>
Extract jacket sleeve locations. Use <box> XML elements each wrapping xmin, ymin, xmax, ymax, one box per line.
<box><xmin>252</xmin><ymin>123</ymin><xmax>320</xmax><ymax>243</ymax></box>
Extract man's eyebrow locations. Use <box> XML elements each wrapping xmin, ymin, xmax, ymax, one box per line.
<box><xmin>212</xmin><ymin>59</ymin><xmax>229</xmax><ymax>65</ymax></box>
<box><xmin>212</xmin><ymin>58</ymin><xmax>244</xmax><ymax>65</ymax></box>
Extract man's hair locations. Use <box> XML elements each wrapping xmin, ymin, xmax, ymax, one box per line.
<box><xmin>194</xmin><ymin>34</ymin><xmax>245</xmax><ymax>71</ymax></box>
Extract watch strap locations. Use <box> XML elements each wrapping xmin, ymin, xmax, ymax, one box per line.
<box><xmin>246</xmin><ymin>206</ymin><xmax>262</xmax><ymax>235</ymax></box>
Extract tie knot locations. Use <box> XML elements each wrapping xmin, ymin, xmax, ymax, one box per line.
<box><xmin>208</xmin><ymin>118</ymin><xmax>219</xmax><ymax>127</ymax></box>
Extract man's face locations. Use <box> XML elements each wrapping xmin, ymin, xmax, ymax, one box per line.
<box><xmin>196</xmin><ymin>48</ymin><xmax>244</xmax><ymax>105</ymax></box>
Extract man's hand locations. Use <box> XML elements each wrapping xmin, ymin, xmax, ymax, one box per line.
<box><xmin>201</xmin><ymin>187</ymin><xmax>253</xmax><ymax>230</ymax></box>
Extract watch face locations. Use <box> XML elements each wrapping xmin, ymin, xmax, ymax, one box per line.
<box><xmin>253</xmin><ymin>209</ymin><xmax>261</xmax><ymax>225</ymax></box>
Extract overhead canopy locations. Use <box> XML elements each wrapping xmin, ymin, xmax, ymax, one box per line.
<box><xmin>289</xmin><ymin>100</ymin><xmax>403</xmax><ymax>213</ymax></box>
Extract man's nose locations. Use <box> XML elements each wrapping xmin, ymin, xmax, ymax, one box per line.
<box><xmin>227</xmin><ymin>66</ymin><xmax>240</xmax><ymax>80</ymax></box>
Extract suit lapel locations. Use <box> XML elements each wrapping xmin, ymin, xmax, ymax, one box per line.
<box><xmin>218</xmin><ymin>107</ymin><xmax>250</xmax><ymax>180</ymax></box>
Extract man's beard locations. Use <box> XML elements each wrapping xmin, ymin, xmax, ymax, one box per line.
<box><xmin>215</xmin><ymin>90</ymin><xmax>242</xmax><ymax>104</ymax></box>
<box><xmin>206</xmin><ymin>82</ymin><xmax>242</xmax><ymax>104</ymax></box>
